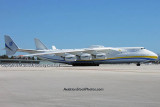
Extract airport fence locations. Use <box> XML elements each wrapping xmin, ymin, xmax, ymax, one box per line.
<box><xmin>0</xmin><ymin>63</ymin><xmax>70</xmax><ymax>67</ymax></box>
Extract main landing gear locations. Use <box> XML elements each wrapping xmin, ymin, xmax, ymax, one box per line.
<box><xmin>72</xmin><ymin>63</ymin><xmax>99</xmax><ymax>66</ymax></box>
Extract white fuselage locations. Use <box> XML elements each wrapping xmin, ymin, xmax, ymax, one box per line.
<box><xmin>37</xmin><ymin>47</ymin><xmax>158</xmax><ymax>65</ymax></box>
<box><xmin>5</xmin><ymin>36</ymin><xmax>158</xmax><ymax>66</ymax></box>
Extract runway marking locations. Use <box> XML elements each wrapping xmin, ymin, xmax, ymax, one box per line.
<box><xmin>60</xmin><ymin>68</ymin><xmax>160</xmax><ymax>73</ymax></box>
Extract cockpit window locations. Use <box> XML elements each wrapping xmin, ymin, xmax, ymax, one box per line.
<box><xmin>126</xmin><ymin>47</ymin><xmax>145</xmax><ymax>52</ymax></box>
<box><xmin>128</xmin><ymin>49</ymin><xmax>138</xmax><ymax>52</ymax></box>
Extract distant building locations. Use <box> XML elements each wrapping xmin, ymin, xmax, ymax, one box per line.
<box><xmin>0</xmin><ymin>55</ymin><xmax>40</xmax><ymax>64</ymax></box>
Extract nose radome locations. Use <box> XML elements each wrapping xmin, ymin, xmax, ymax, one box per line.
<box><xmin>153</xmin><ymin>53</ymin><xmax>158</xmax><ymax>59</ymax></box>
<box><xmin>144</xmin><ymin>49</ymin><xmax>158</xmax><ymax>59</ymax></box>
<box><xmin>149</xmin><ymin>51</ymin><xmax>158</xmax><ymax>59</ymax></box>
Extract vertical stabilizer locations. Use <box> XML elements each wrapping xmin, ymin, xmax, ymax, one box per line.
<box><xmin>34</xmin><ymin>38</ymin><xmax>48</xmax><ymax>50</ymax></box>
<box><xmin>4</xmin><ymin>35</ymin><xmax>18</xmax><ymax>56</ymax></box>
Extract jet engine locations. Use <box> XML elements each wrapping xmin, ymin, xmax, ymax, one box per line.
<box><xmin>65</xmin><ymin>54</ymin><xmax>76</xmax><ymax>61</ymax></box>
<box><xmin>80</xmin><ymin>53</ymin><xmax>92</xmax><ymax>60</ymax></box>
<box><xmin>95</xmin><ymin>53</ymin><xmax>106</xmax><ymax>59</ymax></box>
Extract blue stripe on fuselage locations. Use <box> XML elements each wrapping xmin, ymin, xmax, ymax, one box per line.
<box><xmin>38</xmin><ymin>56</ymin><xmax>156</xmax><ymax>63</ymax></box>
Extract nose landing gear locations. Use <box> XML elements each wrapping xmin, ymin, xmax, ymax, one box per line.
<box><xmin>137</xmin><ymin>63</ymin><xmax>141</xmax><ymax>66</ymax></box>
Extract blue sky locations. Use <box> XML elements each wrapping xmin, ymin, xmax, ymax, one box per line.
<box><xmin>0</xmin><ymin>0</ymin><xmax>160</xmax><ymax>55</ymax></box>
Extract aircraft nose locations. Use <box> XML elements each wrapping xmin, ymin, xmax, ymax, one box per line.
<box><xmin>150</xmin><ymin>51</ymin><xmax>158</xmax><ymax>60</ymax></box>
<box><xmin>144</xmin><ymin>49</ymin><xmax>158</xmax><ymax>60</ymax></box>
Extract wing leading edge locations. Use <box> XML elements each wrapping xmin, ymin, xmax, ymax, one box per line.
<box><xmin>21</xmin><ymin>48</ymin><xmax>117</xmax><ymax>57</ymax></box>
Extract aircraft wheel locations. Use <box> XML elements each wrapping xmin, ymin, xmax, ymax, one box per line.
<box><xmin>137</xmin><ymin>63</ymin><xmax>141</xmax><ymax>66</ymax></box>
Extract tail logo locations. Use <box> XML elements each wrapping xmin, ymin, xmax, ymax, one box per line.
<box><xmin>5</xmin><ymin>43</ymin><xmax>13</xmax><ymax>51</ymax></box>
<box><xmin>9</xmin><ymin>41</ymin><xmax>13</xmax><ymax>46</ymax></box>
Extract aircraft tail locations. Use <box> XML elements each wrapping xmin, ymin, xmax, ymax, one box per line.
<box><xmin>34</xmin><ymin>38</ymin><xmax>48</xmax><ymax>50</ymax></box>
<box><xmin>4</xmin><ymin>35</ymin><xmax>19</xmax><ymax>56</ymax></box>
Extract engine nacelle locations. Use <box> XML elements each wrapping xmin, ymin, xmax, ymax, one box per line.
<box><xmin>80</xmin><ymin>53</ymin><xmax>92</xmax><ymax>60</ymax></box>
<box><xmin>95</xmin><ymin>53</ymin><xmax>106</xmax><ymax>59</ymax></box>
<box><xmin>65</xmin><ymin>54</ymin><xmax>76</xmax><ymax>61</ymax></box>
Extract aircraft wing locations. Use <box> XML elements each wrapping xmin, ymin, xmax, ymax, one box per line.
<box><xmin>21</xmin><ymin>49</ymin><xmax>86</xmax><ymax>56</ymax></box>
<box><xmin>21</xmin><ymin>48</ymin><xmax>118</xmax><ymax>57</ymax></box>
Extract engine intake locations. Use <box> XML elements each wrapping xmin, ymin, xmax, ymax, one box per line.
<box><xmin>95</xmin><ymin>53</ymin><xmax>106</xmax><ymax>59</ymax></box>
<box><xmin>80</xmin><ymin>53</ymin><xmax>92</xmax><ymax>60</ymax></box>
<box><xmin>65</xmin><ymin>54</ymin><xmax>76</xmax><ymax>61</ymax></box>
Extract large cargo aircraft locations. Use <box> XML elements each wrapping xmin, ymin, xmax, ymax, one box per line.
<box><xmin>4</xmin><ymin>35</ymin><xmax>158</xmax><ymax>66</ymax></box>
